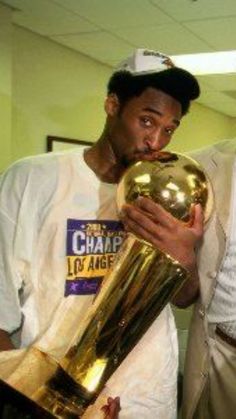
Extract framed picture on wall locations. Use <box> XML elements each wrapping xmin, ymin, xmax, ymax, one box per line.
<box><xmin>46</xmin><ymin>136</ymin><xmax>92</xmax><ymax>152</ymax></box>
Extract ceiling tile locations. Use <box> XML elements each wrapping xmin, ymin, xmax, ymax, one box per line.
<box><xmin>151</xmin><ymin>0</ymin><xmax>236</xmax><ymax>22</ymax></box>
<box><xmin>5</xmin><ymin>0</ymin><xmax>98</xmax><ymax>35</ymax></box>
<box><xmin>197</xmin><ymin>91</ymin><xmax>236</xmax><ymax>117</ymax></box>
<box><xmin>110</xmin><ymin>22</ymin><xmax>212</xmax><ymax>55</ymax></box>
<box><xmin>224</xmin><ymin>90</ymin><xmax>236</xmax><ymax>101</ymax></box>
<box><xmin>2</xmin><ymin>0</ymin><xmax>236</xmax><ymax>117</ymax></box>
<box><xmin>197</xmin><ymin>74</ymin><xmax>236</xmax><ymax>117</ymax></box>
<box><xmin>184</xmin><ymin>17</ymin><xmax>236</xmax><ymax>50</ymax></box>
<box><xmin>51</xmin><ymin>0</ymin><xmax>173</xmax><ymax>29</ymax></box>
<box><xmin>197</xmin><ymin>74</ymin><xmax>236</xmax><ymax>92</ymax></box>
<box><xmin>51</xmin><ymin>32</ymin><xmax>134</xmax><ymax>64</ymax></box>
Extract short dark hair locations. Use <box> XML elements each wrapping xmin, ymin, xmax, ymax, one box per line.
<box><xmin>107</xmin><ymin>69</ymin><xmax>200</xmax><ymax>116</ymax></box>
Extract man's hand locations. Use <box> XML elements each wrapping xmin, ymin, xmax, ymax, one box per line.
<box><xmin>121</xmin><ymin>197</ymin><xmax>204</xmax><ymax>307</ymax></box>
<box><xmin>101</xmin><ymin>397</ymin><xmax>121</xmax><ymax>419</ymax></box>
<box><xmin>0</xmin><ymin>329</ymin><xmax>15</xmax><ymax>351</ymax></box>
<box><xmin>121</xmin><ymin>197</ymin><xmax>203</xmax><ymax>271</ymax></box>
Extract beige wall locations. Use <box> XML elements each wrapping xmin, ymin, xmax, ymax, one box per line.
<box><xmin>231</xmin><ymin>117</ymin><xmax>236</xmax><ymax>135</ymax></box>
<box><xmin>0</xmin><ymin>4</ymin><xmax>12</xmax><ymax>170</ymax></box>
<box><xmin>172</xmin><ymin>101</ymin><xmax>236</xmax><ymax>153</ymax></box>
<box><xmin>12</xmin><ymin>26</ymin><xmax>111</xmax><ymax>165</ymax></box>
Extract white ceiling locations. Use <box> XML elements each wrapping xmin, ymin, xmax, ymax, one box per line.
<box><xmin>2</xmin><ymin>0</ymin><xmax>236</xmax><ymax>117</ymax></box>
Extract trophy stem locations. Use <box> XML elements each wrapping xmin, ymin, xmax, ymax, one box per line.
<box><xmin>30</xmin><ymin>235</ymin><xmax>189</xmax><ymax>418</ymax></box>
<box><xmin>35</xmin><ymin>236</ymin><xmax>189</xmax><ymax>418</ymax></box>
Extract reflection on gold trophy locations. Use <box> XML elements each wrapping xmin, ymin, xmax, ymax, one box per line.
<box><xmin>1</xmin><ymin>152</ymin><xmax>214</xmax><ymax>419</ymax></box>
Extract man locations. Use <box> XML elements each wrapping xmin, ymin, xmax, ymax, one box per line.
<box><xmin>0</xmin><ymin>48</ymin><xmax>201</xmax><ymax>418</ymax></box>
<box><xmin>181</xmin><ymin>139</ymin><xmax>236</xmax><ymax>419</ymax></box>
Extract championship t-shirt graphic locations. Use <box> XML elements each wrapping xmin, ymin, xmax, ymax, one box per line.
<box><xmin>65</xmin><ymin>219</ymin><xmax>125</xmax><ymax>296</ymax></box>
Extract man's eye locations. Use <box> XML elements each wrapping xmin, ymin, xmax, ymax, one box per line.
<box><xmin>166</xmin><ymin>128</ymin><xmax>174</xmax><ymax>135</ymax></box>
<box><xmin>141</xmin><ymin>117</ymin><xmax>152</xmax><ymax>127</ymax></box>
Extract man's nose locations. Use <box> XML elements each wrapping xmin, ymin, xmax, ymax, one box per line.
<box><xmin>144</xmin><ymin>128</ymin><xmax>164</xmax><ymax>150</ymax></box>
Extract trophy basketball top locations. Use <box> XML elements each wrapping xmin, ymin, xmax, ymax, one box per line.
<box><xmin>117</xmin><ymin>151</ymin><xmax>214</xmax><ymax>223</ymax></box>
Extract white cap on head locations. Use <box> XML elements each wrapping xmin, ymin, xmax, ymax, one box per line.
<box><xmin>112</xmin><ymin>48</ymin><xmax>200</xmax><ymax>106</ymax></box>
<box><xmin>116</xmin><ymin>48</ymin><xmax>175</xmax><ymax>75</ymax></box>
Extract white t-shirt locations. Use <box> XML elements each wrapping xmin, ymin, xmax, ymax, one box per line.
<box><xmin>0</xmin><ymin>147</ymin><xmax>123</xmax><ymax>346</ymax></box>
<box><xmin>0</xmin><ymin>147</ymin><xmax>178</xmax><ymax>418</ymax></box>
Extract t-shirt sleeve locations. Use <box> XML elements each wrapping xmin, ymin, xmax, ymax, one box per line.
<box><xmin>0</xmin><ymin>164</ymin><xmax>26</xmax><ymax>333</ymax></box>
<box><xmin>0</xmin><ymin>155</ymin><xmax>58</xmax><ymax>334</ymax></box>
<box><xmin>0</xmin><ymin>211</ymin><xmax>22</xmax><ymax>333</ymax></box>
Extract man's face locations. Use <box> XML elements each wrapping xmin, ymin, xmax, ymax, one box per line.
<box><xmin>106</xmin><ymin>88</ymin><xmax>182</xmax><ymax>167</ymax></box>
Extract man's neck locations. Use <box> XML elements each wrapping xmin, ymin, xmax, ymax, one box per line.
<box><xmin>84</xmin><ymin>139</ymin><xmax>124</xmax><ymax>184</ymax></box>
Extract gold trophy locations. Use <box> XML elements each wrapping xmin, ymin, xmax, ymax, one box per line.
<box><xmin>0</xmin><ymin>152</ymin><xmax>213</xmax><ymax>419</ymax></box>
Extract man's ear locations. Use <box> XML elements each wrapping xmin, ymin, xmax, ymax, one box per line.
<box><xmin>104</xmin><ymin>94</ymin><xmax>120</xmax><ymax>117</ymax></box>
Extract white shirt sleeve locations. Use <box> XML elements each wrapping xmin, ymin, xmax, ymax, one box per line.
<box><xmin>0</xmin><ymin>163</ymin><xmax>26</xmax><ymax>333</ymax></box>
<box><xmin>0</xmin><ymin>155</ymin><xmax>58</xmax><ymax>335</ymax></box>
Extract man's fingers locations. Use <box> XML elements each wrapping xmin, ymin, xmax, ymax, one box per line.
<box><xmin>121</xmin><ymin>204</ymin><xmax>162</xmax><ymax>244</ymax></box>
<box><xmin>101</xmin><ymin>396</ymin><xmax>121</xmax><ymax>419</ymax></box>
<box><xmin>122</xmin><ymin>197</ymin><xmax>171</xmax><ymax>229</ymax></box>
<box><xmin>135</xmin><ymin>196</ymin><xmax>171</xmax><ymax>226</ymax></box>
<box><xmin>191</xmin><ymin>204</ymin><xmax>204</xmax><ymax>235</ymax></box>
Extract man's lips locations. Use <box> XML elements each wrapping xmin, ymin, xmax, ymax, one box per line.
<box><xmin>131</xmin><ymin>150</ymin><xmax>171</xmax><ymax>162</ymax></box>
